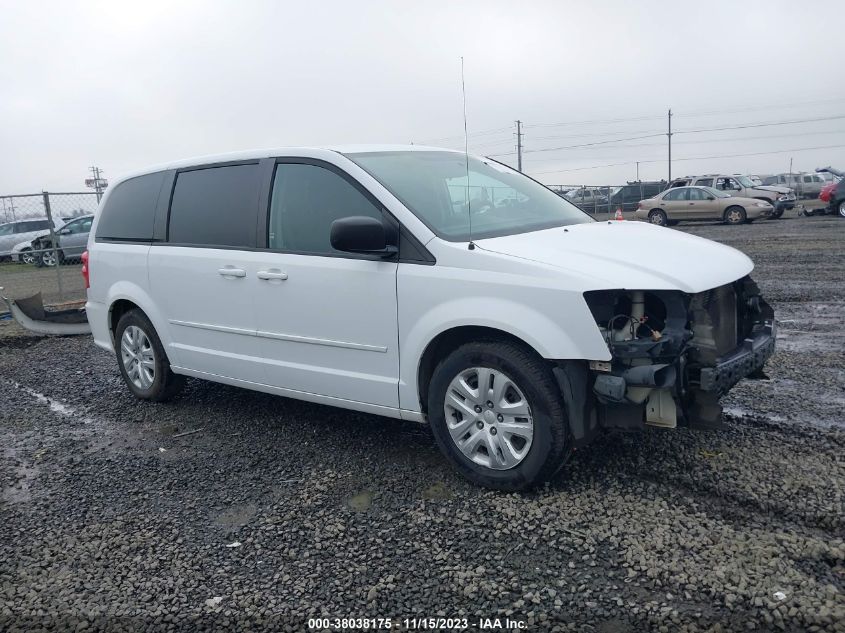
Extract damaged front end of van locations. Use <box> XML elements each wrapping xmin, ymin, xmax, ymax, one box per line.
<box><xmin>558</xmin><ymin>276</ymin><xmax>775</xmax><ymax>444</ymax></box>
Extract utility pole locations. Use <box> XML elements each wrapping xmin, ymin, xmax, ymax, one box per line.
<box><xmin>667</xmin><ymin>109</ymin><xmax>673</xmax><ymax>183</ymax></box>
<box><xmin>89</xmin><ymin>165</ymin><xmax>105</xmax><ymax>202</ymax></box>
<box><xmin>516</xmin><ymin>120</ymin><xmax>523</xmax><ymax>172</ymax></box>
<box><xmin>636</xmin><ymin>161</ymin><xmax>640</xmax><ymax>182</ymax></box>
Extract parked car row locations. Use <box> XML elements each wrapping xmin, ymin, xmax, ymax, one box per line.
<box><xmin>559</xmin><ymin>181</ymin><xmax>667</xmax><ymax>213</ymax></box>
<box><xmin>759</xmin><ymin>172</ymin><xmax>831</xmax><ymax>199</ymax></box>
<box><xmin>0</xmin><ymin>214</ymin><xmax>93</xmax><ymax>266</ymax></box>
<box><xmin>667</xmin><ymin>174</ymin><xmax>794</xmax><ymax>218</ymax></box>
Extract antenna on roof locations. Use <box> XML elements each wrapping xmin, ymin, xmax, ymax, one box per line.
<box><xmin>461</xmin><ymin>56</ymin><xmax>474</xmax><ymax>250</ymax></box>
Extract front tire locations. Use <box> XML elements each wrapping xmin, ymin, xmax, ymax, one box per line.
<box><xmin>839</xmin><ymin>201</ymin><xmax>845</xmax><ymax>218</ymax></box>
<box><xmin>724</xmin><ymin>206</ymin><xmax>747</xmax><ymax>225</ymax></box>
<box><xmin>114</xmin><ymin>309</ymin><xmax>185</xmax><ymax>402</ymax></box>
<box><xmin>20</xmin><ymin>248</ymin><xmax>35</xmax><ymax>265</ymax></box>
<box><xmin>427</xmin><ymin>340</ymin><xmax>569</xmax><ymax>491</ymax></box>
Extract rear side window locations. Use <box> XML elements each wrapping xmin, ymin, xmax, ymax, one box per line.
<box><xmin>168</xmin><ymin>164</ymin><xmax>260</xmax><ymax>248</ymax></box>
<box><xmin>96</xmin><ymin>172</ymin><xmax>164</xmax><ymax>241</ymax></box>
<box><xmin>663</xmin><ymin>189</ymin><xmax>687</xmax><ymax>201</ymax></box>
<box><xmin>16</xmin><ymin>220</ymin><xmax>49</xmax><ymax>232</ymax></box>
<box><xmin>695</xmin><ymin>178</ymin><xmax>714</xmax><ymax>187</ymax></box>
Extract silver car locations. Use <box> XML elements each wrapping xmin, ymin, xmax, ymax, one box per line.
<box><xmin>33</xmin><ymin>215</ymin><xmax>94</xmax><ymax>267</ymax></box>
<box><xmin>0</xmin><ymin>218</ymin><xmax>53</xmax><ymax>259</ymax></box>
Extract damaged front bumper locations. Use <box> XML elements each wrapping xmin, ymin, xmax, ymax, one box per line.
<box><xmin>565</xmin><ymin>277</ymin><xmax>776</xmax><ymax>442</ymax></box>
<box><xmin>698</xmin><ymin>320</ymin><xmax>776</xmax><ymax>393</ymax></box>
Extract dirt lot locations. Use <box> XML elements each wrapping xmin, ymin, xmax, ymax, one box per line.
<box><xmin>0</xmin><ymin>261</ymin><xmax>86</xmax><ymax>306</ymax></box>
<box><xmin>0</xmin><ymin>215</ymin><xmax>843</xmax><ymax>632</ymax></box>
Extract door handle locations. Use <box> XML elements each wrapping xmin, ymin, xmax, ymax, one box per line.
<box><xmin>218</xmin><ymin>267</ymin><xmax>246</xmax><ymax>278</ymax></box>
<box><xmin>257</xmin><ymin>270</ymin><xmax>288</xmax><ymax>281</ymax></box>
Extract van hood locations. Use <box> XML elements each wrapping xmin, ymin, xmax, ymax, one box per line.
<box><xmin>475</xmin><ymin>221</ymin><xmax>753</xmax><ymax>294</ymax></box>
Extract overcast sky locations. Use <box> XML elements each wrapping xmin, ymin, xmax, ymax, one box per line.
<box><xmin>2</xmin><ymin>0</ymin><xmax>844</xmax><ymax>193</ymax></box>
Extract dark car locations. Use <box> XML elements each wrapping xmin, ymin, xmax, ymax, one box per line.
<box><xmin>610</xmin><ymin>181</ymin><xmax>667</xmax><ymax>212</ymax></box>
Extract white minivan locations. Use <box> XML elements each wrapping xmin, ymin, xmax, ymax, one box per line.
<box><xmin>85</xmin><ymin>146</ymin><xmax>776</xmax><ymax>490</ymax></box>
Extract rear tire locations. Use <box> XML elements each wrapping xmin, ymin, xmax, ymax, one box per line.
<box><xmin>724</xmin><ymin>206</ymin><xmax>746</xmax><ymax>225</ymax></box>
<box><xmin>114</xmin><ymin>309</ymin><xmax>185</xmax><ymax>402</ymax></box>
<box><xmin>839</xmin><ymin>201</ymin><xmax>845</xmax><ymax>218</ymax></box>
<box><xmin>427</xmin><ymin>340</ymin><xmax>569</xmax><ymax>491</ymax></box>
<box><xmin>648</xmin><ymin>209</ymin><xmax>668</xmax><ymax>226</ymax></box>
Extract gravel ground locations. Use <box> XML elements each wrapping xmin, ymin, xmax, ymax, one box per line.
<box><xmin>0</xmin><ymin>215</ymin><xmax>843</xmax><ymax>632</ymax></box>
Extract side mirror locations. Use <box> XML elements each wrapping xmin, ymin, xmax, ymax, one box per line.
<box><xmin>330</xmin><ymin>216</ymin><xmax>396</xmax><ymax>257</ymax></box>
<box><xmin>706</xmin><ymin>195</ymin><xmax>715</xmax><ymax>200</ymax></box>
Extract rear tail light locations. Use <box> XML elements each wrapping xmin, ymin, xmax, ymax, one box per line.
<box><xmin>637</xmin><ymin>202</ymin><xmax>642</xmax><ymax>209</ymax></box>
<box><xmin>81</xmin><ymin>250</ymin><xmax>90</xmax><ymax>289</ymax></box>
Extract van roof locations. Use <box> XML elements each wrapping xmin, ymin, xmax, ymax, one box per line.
<box><xmin>109</xmin><ymin>144</ymin><xmax>460</xmax><ymax>188</ymax></box>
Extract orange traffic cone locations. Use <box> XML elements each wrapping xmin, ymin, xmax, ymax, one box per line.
<box><xmin>614</xmin><ymin>207</ymin><xmax>625</xmax><ymax>221</ymax></box>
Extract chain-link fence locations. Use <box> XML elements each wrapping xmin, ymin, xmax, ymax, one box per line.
<box><xmin>547</xmin><ymin>181</ymin><xmax>669</xmax><ymax>215</ymax></box>
<box><xmin>0</xmin><ymin>192</ymin><xmax>99</xmax><ymax>308</ymax></box>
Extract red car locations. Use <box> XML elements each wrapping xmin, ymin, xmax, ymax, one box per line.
<box><xmin>820</xmin><ymin>181</ymin><xmax>836</xmax><ymax>203</ymax></box>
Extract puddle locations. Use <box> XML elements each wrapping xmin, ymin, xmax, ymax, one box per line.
<box><xmin>347</xmin><ymin>490</ymin><xmax>373</xmax><ymax>512</ymax></box>
<box><xmin>421</xmin><ymin>482</ymin><xmax>452</xmax><ymax>501</ymax></box>
<box><xmin>214</xmin><ymin>503</ymin><xmax>257</xmax><ymax>527</ymax></box>
<box><xmin>5</xmin><ymin>379</ymin><xmax>95</xmax><ymax>424</ymax></box>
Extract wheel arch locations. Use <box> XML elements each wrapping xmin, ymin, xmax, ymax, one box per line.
<box><xmin>416</xmin><ymin>325</ymin><xmax>546</xmax><ymax>415</ymax></box>
<box><xmin>103</xmin><ymin>283</ymin><xmax>173</xmax><ymax>356</ymax></box>
<box><xmin>724</xmin><ymin>204</ymin><xmax>746</xmax><ymax>220</ymax></box>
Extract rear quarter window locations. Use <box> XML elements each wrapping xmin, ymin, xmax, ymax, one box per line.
<box><xmin>95</xmin><ymin>171</ymin><xmax>165</xmax><ymax>241</ymax></box>
<box><xmin>167</xmin><ymin>164</ymin><xmax>261</xmax><ymax>248</ymax></box>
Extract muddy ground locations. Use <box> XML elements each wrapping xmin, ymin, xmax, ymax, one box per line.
<box><xmin>0</xmin><ymin>215</ymin><xmax>843</xmax><ymax>632</ymax></box>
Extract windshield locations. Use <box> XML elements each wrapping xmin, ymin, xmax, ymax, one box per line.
<box><xmin>703</xmin><ymin>187</ymin><xmax>731</xmax><ymax>198</ymax></box>
<box><xmin>345</xmin><ymin>151</ymin><xmax>592</xmax><ymax>241</ymax></box>
<box><xmin>736</xmin><ymin>175</ymin><xmax>756</xmax><ymax>188</ymax></box>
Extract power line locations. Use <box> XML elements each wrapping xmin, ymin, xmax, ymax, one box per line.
<box><xmin>527</xmin><ymin>143</ymin><xmax>845</xmax><ymax>176</ymax></box>
<box><xmin>488</xmin><ymin>132</ymin><xmax>666</xmax><ymax>157</ymax></box>
<box><xmin>674</xmin><ymin>96</ymin><xmax>845</xmax><ymax>119</ymax></box>
<box><xmin>416</xmin><ymin>126</ymin><xmax>513</xmax><ymax>145</ymax></box>
<box><xmin>497</xmin><ymin>116</ymin><xmax>845</xmax><ymax>160</ymax></box>
<box><xmin>521</xmin><ymin>128</ymin><xmax>845</xmax><ymax>161</ymax></box>
<box><xmin>523</xmin><ymin>114</ymin><xmax>664</xmax><ymax>129</ymax></box>
<box><xmin>676</xmin><ymin>115</ymin><xmax>845</xmax><ymax>135</ymax></box>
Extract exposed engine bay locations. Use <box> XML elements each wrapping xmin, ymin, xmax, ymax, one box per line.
<box><xmin>560</xmin><ymin>276</ymin><xmax>775</xmax><ymax>443</ymax></box>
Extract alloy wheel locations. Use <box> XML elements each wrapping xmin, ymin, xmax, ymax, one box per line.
<box><xmin>121</xmin><ymin>325</ymin><xmax>155</xmax><ymax>390</ymax></box>
<box><xmin>41</xmin><ymin>251</ymin><xmax>57</xmax><ymax>267</ymax></box>
<box><xmin>21</xmin><ymin>249</ymin><xmax>35</xmax><ymax>265</ymax></box>
<box><xmin>443</xmin><ymin>367</ymin><xmax>534</xmax><ymax>470</ymax></box>
<box><xmin>839</xmin><ymin>201</ymin><xmax>845</xmax><ymax>218</ymax></box>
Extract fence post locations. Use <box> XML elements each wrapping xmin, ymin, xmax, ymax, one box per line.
<box><xmin>42</xmin><ymin>191</ymin><xmax>64</xmax><ymax>302</ymax></box>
